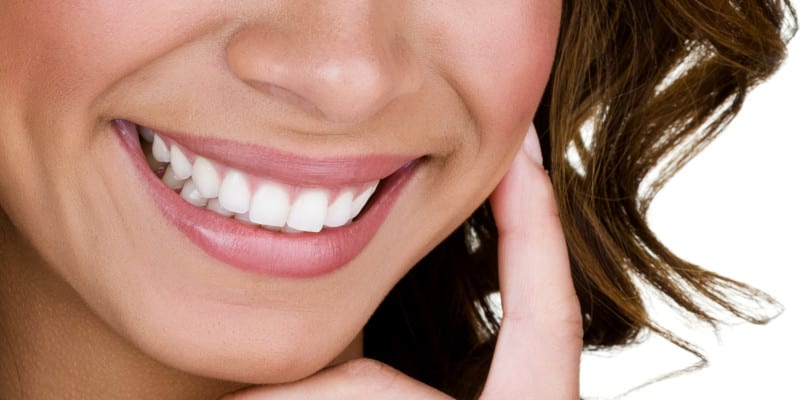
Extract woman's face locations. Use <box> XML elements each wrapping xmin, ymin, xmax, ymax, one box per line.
<box><xmin>0</xmin><ymin>1</ymin><xmax>560</xmax><ymax>383</ymax></box>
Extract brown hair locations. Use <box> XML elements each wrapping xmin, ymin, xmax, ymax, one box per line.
<box><xmin>364</xmin><ymin>0</ymin><xmax>797</xmax><ymax>398</ymax></box>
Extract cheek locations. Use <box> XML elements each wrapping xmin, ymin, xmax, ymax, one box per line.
<box><xmin>0</xmin><ymin>1</ymin><xmax>219</xmax><ymax>200</ymax></box>
<box><xmin>0</xmin><ymin>1</ymin><xmax>211</xmax><ymax>102</ymax></box>
<box><xmin>1</xmin><ymin>1</ymin><xmax>126</xmax><ymax>97</ymax></box>
<box><xmin>411</xmin><ymin>1</ymin><xmax>561</xmax><ymax>220</ymax></box>
<box><xmin>0</xmin><ymin>1</ymin><xmax>216</xmax><ymax>291</ymax></box>
<box><xmin>423</xmin><ymin>1</ymin><xmax>561</xmax><ymax>140</ymax></box>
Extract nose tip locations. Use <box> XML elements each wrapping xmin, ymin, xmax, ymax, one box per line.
<box><xmin>226</xmin><ymin>25</ymin><xmax>421</xmax><ymax>124</ymax></box>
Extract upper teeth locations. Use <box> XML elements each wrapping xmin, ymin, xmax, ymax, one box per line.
<box><xmin>142</xmin><ymin>129</ymin><xmax>380</xmax><ymax>233</ymax></box>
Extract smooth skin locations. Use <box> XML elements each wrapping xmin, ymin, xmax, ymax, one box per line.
<box><xmin>223</xmin><ymin>127</ymin><xmax>583</xmax><ymax>399</ymax></box>
<box><xmin>0</xmin><ymin>1</ymin><xmax>578</xmax><ymax>398</ymax></box>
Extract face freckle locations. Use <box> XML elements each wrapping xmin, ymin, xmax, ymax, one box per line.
<box><xmin>0</xmin><ymin>0</ymin><xmax>561</xmax><ymax>385</ymax></box>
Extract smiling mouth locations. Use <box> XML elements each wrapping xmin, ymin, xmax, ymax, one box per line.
<box><xmin>114</xmin><ymin>119</ymin><xmax>419</xmax><ymax>277</ymax></box>
<box><xmin>136</xmin><ymin>125</ymin><xmax>383</xmax><ymax>233</ymax></box>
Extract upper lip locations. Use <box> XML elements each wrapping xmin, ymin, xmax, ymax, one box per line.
<box><xmin>131</xmin><ymin>122</ymin><xmax>422</xmax><ymax>187</ymax></box>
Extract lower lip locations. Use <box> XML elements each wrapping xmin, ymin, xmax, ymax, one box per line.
<box><xmin>114</xmin><ymin>120</ymin><xmax>418</xmax><ymax>278</ymax></box>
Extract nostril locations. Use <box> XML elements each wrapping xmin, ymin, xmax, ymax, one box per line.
<box><xmin>247</xmin><ymin>80</ymin><xmax>324</xmax><ymax>117</ymax></box>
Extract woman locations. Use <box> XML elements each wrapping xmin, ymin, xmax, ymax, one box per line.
<box><xmin>0</xmin><ymin>1</ymin><xmax>794</xmax><ymax>399</ymax></box>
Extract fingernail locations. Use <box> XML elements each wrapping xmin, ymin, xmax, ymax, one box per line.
<box><xmin>522</xmin><ymin>124</ymin><xmax>543</xmax><ymax>166</ymax></box>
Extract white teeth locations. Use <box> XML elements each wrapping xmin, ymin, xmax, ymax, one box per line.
<box><xmin>143</xmin><ymin>129</ymin><xmax>386</xmax><ymax>232</ymax></box>
<box><xmin>249</xmin><ymin>182</ymin><xmax>291</xmax><ymax>228</ymax></box>
<box><xmin>180</xmin><ymin>179</ymin><xmax>208</xmax><ymax>207</ymax></box>
<box><xmin>218</xmin><ymin>171</ymin><xmax>251</xmax><ymax>214</ymax></box>
<box><xmin>206</xmin><ymin>198</ymin><xmax>234</xmax><ymax>217</ymax></box>
<box><xmin>162</xmin><ymin>165</ymin><xmax>186</xmax><ymax>190</ymax></box>
<box><xmin>170</xmin><ymin>146</ymin><xmax>193</xmax><ymax>180</ymax></box>
<box><xmin>351</xmin><ymin>182</ymin><xmax>378</xmax><ymax>219</ymax></box>
<box><xmin>234</xmin><ymin>213</ymin><xmax>256</xmax><ymax>225</ymax></box>
<box><xmin>191</xmin><ymin>157</ymin><xmax>221</xmax><ymax>198</ymax></box>
<box><xmin>144</xmin><ymin>145</ymin><xmax>164</xmax><ymax>172</ymax></box>
<box><xmin>286</xmin><ymin>189</ymin><xmax>328</xmax><ymax>233</ymax></box>
<box><xmin>139</xmin><ymin>127</ymin><xmax>155</xmax><ymax>143</ymax></box>
<box><xmin>324</xmin><ymin>190</ymin><xmax>354</xmax><ymax>228</ymax></box>
<box><xmin>152</xmin><ymin>135</ymin><xmax>171</xmax><ymax>163</ymax></box>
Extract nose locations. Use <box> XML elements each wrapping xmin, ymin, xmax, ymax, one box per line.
<box><xmin>225</xmin><ymin>3</ymin><xmax>422</xmax><ymax>124</ymax></box>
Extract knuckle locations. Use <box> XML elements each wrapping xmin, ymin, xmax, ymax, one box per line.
<box><xmin>550</xmin><ymin>296</ymin><xmax>585</xmax><ymax>345</ymax></box>
<box><xmin>504</xmin><ymin>294</ymin><xmax>584</xmax><ymax>340</ymax></box>
<box><xmin>561</xmin><ymin>309</ymin><xmax>586</xmax><ymax>345</ymax></box>
<box><xmin>337</xmin><ymin>358</ymin><xmax>402</xmax><ymax>394</ymax></box>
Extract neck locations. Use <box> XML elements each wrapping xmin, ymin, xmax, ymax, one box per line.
<box><xmin>0</xmin><ymin>215</ymin><xmax>247</xmax><ymax>400</ymax></box>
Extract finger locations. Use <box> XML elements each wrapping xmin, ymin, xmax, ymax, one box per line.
<box><xmin>220</xmin><ymin>358</ymin><xmax>452</xmax><ymax>400</ymax></box>
<box><xmin>483</xmin><ymin>125</ymin><xmax>582</xmax><ymax>399</ymax></box>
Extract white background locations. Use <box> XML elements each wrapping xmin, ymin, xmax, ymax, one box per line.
<box><xmin>580</xmin><ymin>3</ymin><xmax>799</xmax><ymax>399</ymax></box>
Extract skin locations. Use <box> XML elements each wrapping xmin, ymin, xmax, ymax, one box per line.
<box><xmin>0</xmin><ymin>1</ymin><xmax>578</xmax><ymax>398</ymax></box>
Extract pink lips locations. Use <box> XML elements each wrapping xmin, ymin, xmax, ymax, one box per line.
<box><xmin>158</xmin><ymin>128</ymin><xmax>412</xmax><ymax>187</ymax></box>
<box><xmin>114</xmin><ymin>120</ymin><xmax>419</xmax><ymax>278</ymax></box>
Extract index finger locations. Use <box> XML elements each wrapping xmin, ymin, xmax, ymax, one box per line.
<box><xmin>482</xmin><ymin>125</ymin><xmax>582</xmax><ymax>399</ymax></box>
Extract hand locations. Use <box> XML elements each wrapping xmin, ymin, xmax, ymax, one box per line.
<box><xmin>221</xmin><ymin>125</ymin><xmax>582</xmax><ymax>399</ymax></box>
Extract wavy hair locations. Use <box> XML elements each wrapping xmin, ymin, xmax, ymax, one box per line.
<box><xmin>364</xmin><ymin>0</ymin><xmax>797</xmax><ymax>398</ymax></box>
